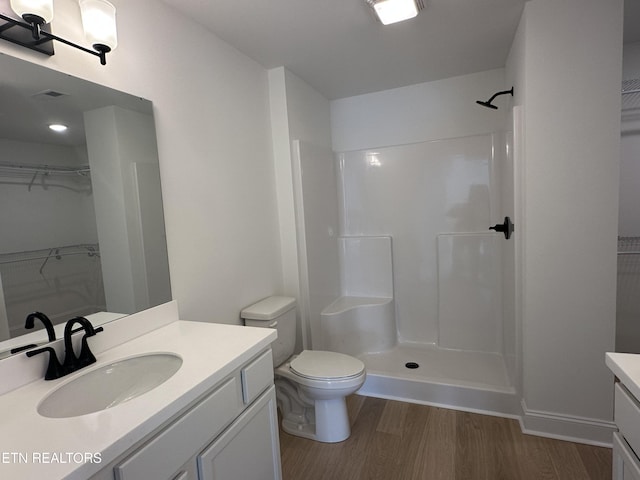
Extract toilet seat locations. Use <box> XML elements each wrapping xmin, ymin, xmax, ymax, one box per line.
<box><xmin>290</xmin><ymin>350</ymin><xmax>365</xmax><ymax>381</ymax></box>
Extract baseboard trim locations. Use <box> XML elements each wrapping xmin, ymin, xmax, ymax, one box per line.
<box><xmin>520</xmin><ymin>400</ymin><xmax>615</xmax><ymax>447</ymax></box>
<box><xmin>358</xmin><ymin>372</ymin><xmax>521</xmax><ymax>419</ymax></box>
<box><xmin>357</xmin><ymin>374</ymin><xmax>616</xmax><ymax>447</ymax></box>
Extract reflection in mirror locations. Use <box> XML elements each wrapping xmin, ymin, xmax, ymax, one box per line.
<box><xmin>0</xmin><ymin>53</ymin><xmax>171</xmax><ymax>358</ymax></box>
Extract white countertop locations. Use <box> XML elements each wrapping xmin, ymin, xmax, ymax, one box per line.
<box><xmin>606</xmin><ymin>352</ymin><xmax>640</xmax><ymax>399</ymax></box>
<box><xmin>0</xmin><ymin>312</ymin><xmax>276</xmax><ymax>479</ymax></box>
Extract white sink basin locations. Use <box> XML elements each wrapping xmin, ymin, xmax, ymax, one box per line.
<box><xmin>38</xmin><ymin>353</ymin><xmax>183</xmax><ymax>418</ymax></box>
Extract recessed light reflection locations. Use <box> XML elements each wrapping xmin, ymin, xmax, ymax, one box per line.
<box><xmin>49</xmin><ymin>124</ymin><xmax>68</xmax><ymax>133</ymax></box>
<box><xmin>367</xmin><ymin>152</ymin><xmax>381</xmax><ymax>167</ymax></box>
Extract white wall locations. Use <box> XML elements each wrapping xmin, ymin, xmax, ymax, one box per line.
<box><xmin>292</xmin><ymin>141</ymin><xmax>340</xmax><ymax>350</ymax></box>
<box><xmin>84</xmin><ymin>106</ymin><xmax>136</xmax><ymax>314</ymax></box>
<box><xmin>268</xmin><ymin>67</ymin><xmax>333</xmax><ymax>349</ymax></box>
<box><xmin>506</xmin><ymin>0</ymin><xmax>622</xmax><ymax>443</ymax></box>
<box><xmin>0</xmin><ymin>0</ymin><xmax>284</xmax><ymax>324</ymax></box>
<box><xmin>132</xmin><ymin>163</ymin><xmax>172</xmax><ymax>310</ymax></box>
<box><xmin>505</xmin><ymin>12</ymin><xmax>526</xmax><ymax>406</ymax></box>
<box><xmin>84</xmin><ymin>106</ymin><xmax>170</xmax><ymax>314</ymax></box>
<box><xmin>268</xmin><ymin>68</ymin><xmax>300</xmax><ymax>312</ymax></box>
<box><xmin>330</xmin><ymin>68</ymin><xmax>507</xmax><ymax>152</ymax></box>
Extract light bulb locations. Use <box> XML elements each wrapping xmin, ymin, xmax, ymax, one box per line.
<box><xmin>79</xmin><ymin>0</ymin><xmax>118</xmax><ymax>51</ymax></box>
<box><xmin>10</xmin><ymin>0</ymin><xmax>54</xmax><ymax>24</ymax></box>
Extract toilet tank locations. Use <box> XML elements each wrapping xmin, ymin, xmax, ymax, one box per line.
<box><xmin>240</xmin><ymin>296</ymin><xmax>297</xmax><ymax>367</ymax></box>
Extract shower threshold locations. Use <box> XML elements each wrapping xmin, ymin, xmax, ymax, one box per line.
<box><xmin>356</xmin><ymin>343</ymin><xmax>520</xmax><ymax>418</ymax></box>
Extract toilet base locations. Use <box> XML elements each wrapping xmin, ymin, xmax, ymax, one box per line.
<box><xmin>280</xmin><ymin>396</ymin><xmax>351</xmax><ymax>443</ymax></box>
<box><xmin>275</xmin><ymin>376</ymin><xmax>353</xmax><ymax>443</ymax></box>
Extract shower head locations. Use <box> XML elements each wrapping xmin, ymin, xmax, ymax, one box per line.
<box><xmin>476</xmin><ymin>87</ymin><xmax>514</xmax><ymax>110</ymax></box>
<box><xmin>476</xmin><ymin>100</ymin><xmax>498</xmax><ymax>109</ymax></box>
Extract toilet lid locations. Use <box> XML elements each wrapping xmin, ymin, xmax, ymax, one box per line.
<box><xmin>290</xmin><ymin>350</ymin><xmax>365</xmax><ymax>380</ymax></box>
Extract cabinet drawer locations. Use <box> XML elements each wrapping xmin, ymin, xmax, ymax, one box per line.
<box><xmin>616</xmin><ymin>383</ymin><xmax>640</xmax><ymax>460</ymax></box>
<box><xmin>116</xmin><ymin>376</ymin><xmax>241</xmax><ymax>480</ymax></box>
<box><xmin>241</xmin><ymin>350</ymin><xmax>274</xmax><ymax>405</ymax></box>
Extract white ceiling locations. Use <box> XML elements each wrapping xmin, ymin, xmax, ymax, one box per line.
<box><xmin>163</xmin><ymin>0</ymin><xmax>639</xmax><ymax>101</ymax></box>
<box><xmin>163</xmin><ymin>0</ymin><xmax>526</xmax><ymax>100</ymax></box>
<box><xmin>1</xmin><ymin>1</ymin><xmax>637</xmax><ymax>148</ymax></box>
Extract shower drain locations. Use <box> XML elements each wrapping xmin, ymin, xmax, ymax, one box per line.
<box><xmin>405</xmin><ymin>362</ymin><xmax>419</xmax><ymax>369</ymax></box>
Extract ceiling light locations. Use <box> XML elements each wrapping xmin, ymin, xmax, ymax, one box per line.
<box><xmin>49</xmin><ymin>124</ymin><xmax>68</xmax><ymax>133</ymax></box>
<box><xmin>0</xmin><ymin>0</ymin><xmax>117</xmax><ymax>65</ymax></box>
<box><xmin>368</xmin><ymin>0</ymin><xmax>419</xmax><ymax>25</ymax></box>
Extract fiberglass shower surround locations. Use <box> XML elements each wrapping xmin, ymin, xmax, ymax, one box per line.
<box><xmin>293</xmin><ymin>131</ymin><xmax>516</xmax><ymax>411</ymax></box>
<box><xmin>336</xmin><ymin>134</ymin><xmax>505</xmax><ymax>352</ymax></box>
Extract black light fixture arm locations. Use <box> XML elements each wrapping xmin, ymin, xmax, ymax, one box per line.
<box><xmin>20</xmin><ymin>13</ymin><xmax>44</xmax><ymax>39</ymax></box>
<box><xmin>44</xmin><ymin>27</ymin><xmax>110</xmax><ymax>65</ymax></box>
<box><xmin>0</xmin><ymin>12</ymin><xmax>109</xmax><ymax>65</ymax></box>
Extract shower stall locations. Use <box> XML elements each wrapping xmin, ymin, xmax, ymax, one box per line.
<box><xmin>292</xmin><ymin>113</ymin><xmax>520</xmax><ymax>416</ymax></box>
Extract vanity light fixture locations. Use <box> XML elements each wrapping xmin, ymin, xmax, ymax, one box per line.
<box><xmin>0</xmin><ymin>0</ymin><xmax>117</xmax><ymax>65</ymax></box>
<box><xmin>366</xmin><ymin>0</ymin><xmax>423</xmax><ymax>25</ymax></box>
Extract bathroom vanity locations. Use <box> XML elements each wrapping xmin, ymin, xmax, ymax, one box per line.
<box><xmin>0</xmin><ymin>301</ymin><xmax>281</xmax><ymax>480</ymax></box>
<box><xmin>606</xmin><ymin>353</ymin><xmax>640</xmax><ymax>479</ymax></box>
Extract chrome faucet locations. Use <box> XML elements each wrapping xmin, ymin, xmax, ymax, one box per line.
<box><xmin>26</xmin><ymin>316</ymin><xmax>103</xmax><ymax>380</ymax></box>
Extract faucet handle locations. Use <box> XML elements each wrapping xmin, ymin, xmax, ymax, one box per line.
<box><xmin>10</xmin><ymin>344</ymin><xmax>38</xmax><ymax>354</ymax></box>
<box><xmin>63</xmin><ymin>317</ymin><xmax>103</xmax><ymax>373</ymax></box>
<box><xmin>26</xmin><ymin>347</ymin><xmax>65</xmax><ymax>380</ymax></box>
<box><xmin>77</xmin><ymin>326</ymin><xmax>104</xmax><ymax>368</ymax></box>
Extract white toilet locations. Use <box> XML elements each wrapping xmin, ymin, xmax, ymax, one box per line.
<box><xmin>241</xmin><ymin>296</ymin><xmax>366</xmax><ymax>443</ymax></box>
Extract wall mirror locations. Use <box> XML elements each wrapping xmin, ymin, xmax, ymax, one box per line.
<box><xmin>0</xmin><ymin>53</ymin><xmax>172</xmax><ymax>358</ymax></box>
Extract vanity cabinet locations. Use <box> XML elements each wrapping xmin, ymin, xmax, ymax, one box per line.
<box><xmin>613</xmin><ymin>382</ymin><xmax>640</xmax><ymax>479</ymax></box>
<box><xmin>198</xmin><ymin>387</ymin><xmax>279</xmax><ymax>480</ymax></box>
<box><xmin>93</xmin><ymin>349</ymin><xmax>281</xmax><ymax>480</ymax></box>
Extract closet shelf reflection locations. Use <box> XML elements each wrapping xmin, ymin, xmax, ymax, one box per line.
<box><xmin>0</xmin><ymin>244</ymin><xmax>100</xmax><ymax>273</ymax></box>
<box><xmin>0</xmin><ymin>162</ymin><xmax>91</xmax><ymax>176</ymax></box>
<box><xmin>0</xmin><ymin>162</ymin><xmax>91</xmax><ymax>191</ymax></box>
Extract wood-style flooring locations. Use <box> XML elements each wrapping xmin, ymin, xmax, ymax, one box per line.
<box><xmin>279</xmin><ymin>395</ymin><xmax>611</xmax><ymax>480</ymax></box>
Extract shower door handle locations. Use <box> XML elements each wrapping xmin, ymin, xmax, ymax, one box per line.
<box><xmin>489</xmin><ymin>216</ymin><xmax>514</xmax><ymax>240</ymax></box>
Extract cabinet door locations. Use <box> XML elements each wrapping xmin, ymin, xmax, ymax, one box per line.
<box><xmin>614</xmin><ymin>432</ymin><xmax>640</xmax><ymax>480</ymax></box>
<box><xmin>198</xmin><ymin>386</ymin><xmax>282</xmax><ymax>480</ymax></box>
<box><xmin>170</xmin><ymin>462</ymin><xmax>198</xmax><ymax>480</ymax></box>
<box><xmin>116</xmin><ymin>377</ymin><xmax>240</xmax><ymax>480</ymax></box>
